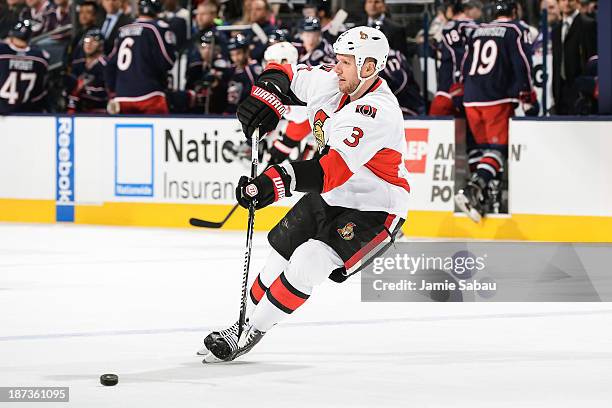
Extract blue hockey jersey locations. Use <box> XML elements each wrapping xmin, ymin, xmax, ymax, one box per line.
<box><xmin>0</xmin><ymin>42</ymin><xmax>48</xmax><ymax>114</ymax></box>
<box><xmin>437</xmin><ymin>18</ymin><xmax>476</xmax><ymax>94</ymax></box>
<box><xmin>105</xmin><ymin>18</ymin><xmax>176</xmax><ymax>99</ymax></box>
<box><xmin>462</xmin><ymin>19</ymin><xmax>533</xmax><ymax>105</ymax></box>
<box><xmin>380</xmin><ymin>49</ymin><xmax>424</xmax><ymax>116</ymax></box>
<box><xmin>67</xmin><ymin>56</ymin><xmax>108</xmax><ymax>112</ymax></box>
<box><xmin>225</xmin><ymin>62</ymin><xmax>262</xmax><ymax>114</ymax></box>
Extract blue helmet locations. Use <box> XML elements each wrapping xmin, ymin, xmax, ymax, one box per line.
<box><xmin>198</xmin><ymin>30</ymin><xmax>218</xmax><ymax>46</ymax></box>
<box><xmin>301</xmin><ymin>17</ymin><xmax>321</xmax><ymax>32</ymax></box>
<box><xmin>138</xmin><ymin>0</ymin><xmax>162</xmax><ymax>17</ymax></box>
<box><xmin>493</xmin><ymin>0</ymin><xmax>517</xmax><ymax>18</ymax></box>
<box><xmin>84</xmin><ymin>28</ymin><xmax>104</xmax><ymax>43</ymax></box>
<box><xmin>228</xmin><ymin>34</ymin><xmax>249</xmax><ymax>51</ymax></box>
<box><xmin>267</xmin><ymin>29</ymin><xmax>289</xmax><ymax>45</ymax></box>
<box><xmin>9</xmin><ymin>20</ymin><xmax>33</xmax><ymax>42</ymax></box>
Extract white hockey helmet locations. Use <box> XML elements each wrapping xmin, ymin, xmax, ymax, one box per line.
<box><xmin>264</xmin><ymin>42</ymin><xmax>299</xmax><ymax>67</ymax></box>
<box><xmin>333</xmin><ymin>25</ymin><xmax>389</xmax><ymax>83</ymax></box>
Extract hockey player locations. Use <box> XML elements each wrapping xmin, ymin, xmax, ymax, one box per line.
<box><xmin>455</xmin><ymin>0</ymin><xmax>536</xmax><ymax>223</ymax></box>
<box><xmin>224</xmin><ymin>34</ymin><xmax>263</xmax><ymax>115</ymax></box>
<box><xmin>182</xmin><ymin>30</ymin><xmax>229</xmax><ymax>114</ymax></box>
<box><xmin>297</xmin><ymin>17</ymin><xmax>335</xmax><ymax>67</ymax></box>
<box><xmin>380</xmin><ymin>48</ymin><xmax>424</xmax><ymax>116</ymax></box>
<box><xmin>0</xmin><ymin>20</ymin><xmax>48</xmax><ymax>114</ymax></box>
<box><xmin>263</xmin><ymin>41</ymin><xmax>314</xmax><ymax>166</ymax></box>
<box><xmin>198</xmin><ymin>26</ymin><xmax>409</xmax><ymax>362</ymax></box>
<box><xmin>66</xmin><ymin>29</ymin><xmax>108</xmax><ymax>113</ymax></box>
<box><xmin>429</xmin><ymin>0</ymin><xmax>475</xmax><ymax>116</ymax></box>
<box><xmin>105</xmin><ymin>0</ymin><xmax>176</xmax><ymax>114</ymax></box>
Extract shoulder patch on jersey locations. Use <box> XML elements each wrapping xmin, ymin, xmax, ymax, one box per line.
<box><xmin>157</xmin><ymin>20</ymin><xmax>169</xmax><ymax>28</ymax></box>
<box><xmin>164</xmin><ymin>30</ymin><xmax>176</xmax><ymax>45</ymax></box>
<box><xmin>355</xmin><ymin>104</ymin><xmax>377</xmax><ymax>119</ymax></box>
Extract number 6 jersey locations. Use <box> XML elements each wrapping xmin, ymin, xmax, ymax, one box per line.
<box><xmin>269</xmin><ymin>63</ymin><xmax>410</xmax><ymax>217</ymax></box>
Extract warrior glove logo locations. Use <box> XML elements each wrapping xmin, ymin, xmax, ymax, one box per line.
<box><xmin>245</xmin><ymin>184</ymin><xmax>258</xmax><ymax>197</ymax></box>
<box><xmin>251</xmin><ymin>86</ymin><xmax>287</xmax><ymax>118</ymax></box>
<box><xmin>337</xmin><ymin>222</ymin><xmax>356</xmax><ymax>241</ymax></box>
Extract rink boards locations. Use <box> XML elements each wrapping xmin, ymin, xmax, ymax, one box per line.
<box><xmin>0</xmin><ymin>115</ymin><xmax>610</xmax><ymax>242</ymax></box>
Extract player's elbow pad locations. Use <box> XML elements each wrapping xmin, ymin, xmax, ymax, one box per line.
<box><xmin>288</xmin><ymin>159</ymin><xmax>325</xmax><ymax>193</ymax></box>
<box><xmin>288</xmin><ymin>150</ymin><xmax>353</xmax><ymax>194</ymax></box>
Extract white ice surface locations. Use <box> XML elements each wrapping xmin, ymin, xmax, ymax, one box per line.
<box><xmin>0</xmin><ymin>223</ymin><xmax>611</xmax><ymax>408</ymax></box>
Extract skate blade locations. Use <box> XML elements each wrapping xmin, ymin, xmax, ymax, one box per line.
<box><xmin>196</xmin><ymin>344</ymin><xmax>209</xmax><ymax>356</ymax></box>
<box><xmin>454</xmin><ymin>193</ymin><xmax>482</xmax><ymax>223</ymax></box>
<box><xmin>202</xmin><ymin>352</ymin><xmax>226</xmax><ymax>364</ymax></box>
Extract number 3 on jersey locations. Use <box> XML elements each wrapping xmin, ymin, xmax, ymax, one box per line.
<box><xmin>343</xmin><ymin>127</ymin><xmax>364</xmax><ymax>147</ymax></box>
<box><xmin>468</xmin><ymin>39</ymin><xmax>498</xmax><ymax>76</ymax></box>
<box><xmin>118</xmin><ymin>38</ymin><xmax>135</xmax><ymax>71</ymax></box>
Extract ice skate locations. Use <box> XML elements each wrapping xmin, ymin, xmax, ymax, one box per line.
<box><xmin>455</xmin><ymin>176</ymin><xmax>487</xmax><ymax>223</ymax></box>
<box><xmin>198</xmin><ymin>321</ymin><xmax>240</xmax><ymax>363</ymax></box>
<box><xmin>234</xmin><ymin>322</ymin><xmax>266</xmax><ymax>360</ymax></box>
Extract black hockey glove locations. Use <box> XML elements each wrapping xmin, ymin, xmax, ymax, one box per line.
<box><xmin>236</xmin><ymin>165</ymin><xmax>293</xmax><ymax>210</ymax></box>
<box><xmin>236</xmin><ymin>70</ymin><xmax>292</xmax><ymax>139</ymax></box>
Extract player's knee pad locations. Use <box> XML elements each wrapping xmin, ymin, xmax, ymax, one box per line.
<box><xmin>285</xmin><ymin>239</ymin><xmax>343</xmax><ymax>292</ymax></box>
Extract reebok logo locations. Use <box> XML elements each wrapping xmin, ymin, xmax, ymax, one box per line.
<box><xmin>404</xmin><ymin>128</ymin><xmax>429</xmax><ymax>173</ymax></box>
<box><xmin>251</xmin><ymin>86</ymin><xmax>287</xmax><ymax>118</ymax></box>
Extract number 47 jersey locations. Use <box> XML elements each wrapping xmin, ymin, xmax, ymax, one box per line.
<box><xmin>462</xmin><ymin>19</ymin><xmax>533</xmax><ymax>106</ymax></box>
<box><xmin>0</xmin><ymin>42</ymin><xmax>48</xmax><ymax>114</ymax></box>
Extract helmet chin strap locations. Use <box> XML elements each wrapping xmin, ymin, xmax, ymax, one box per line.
<box><xmin>348</xmin><ymin>69</ymin><xmax>378</xmax><ymax>98</ymax></box>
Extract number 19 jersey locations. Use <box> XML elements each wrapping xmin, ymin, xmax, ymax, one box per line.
<box><xmin>462</xmin><ymin>19</ymin><xmax>532</xmax><ymax>106</ymax></box>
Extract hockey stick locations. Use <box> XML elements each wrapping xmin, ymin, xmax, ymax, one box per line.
<box><xmin>237</xmin><ymin>128</ymin><xmax>259</xmax><ymax>339</ymax></box>
<box><xmin>189</xmin><ymin>204</ymin><xmax>239</xmax><ymax>229</ymax></box>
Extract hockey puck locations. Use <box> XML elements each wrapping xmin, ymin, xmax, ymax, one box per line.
<box><xmin>100</xmin><ymin>374</ymin><xmax>119</xmax><ymax>386</ymax></box>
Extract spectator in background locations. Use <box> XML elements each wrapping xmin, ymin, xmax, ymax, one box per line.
<box><xmin>247</xmin><ymin>0</ymin><xmax>277</xmax><ymax>63</ymax></box>
<box><xmin>534</xmin><ymin>0</ymin><xmax>560</xmax><ymax>55</ymax></box>
<box><xmin>100</xmin><ymin>0</ymin><xmax>133</xmax><ymax>54</ymax></box>
<box><xmin>315</xmin><ymin>0</ymin><xmax>345</xmax><ymax>43</ymax></box>
<box><xmin>185</xmin><ymin>30</ymin><xmax>228</xmax><ymax>113</ymax></box>
<box><xmin>160</xmin><ymin>0</ymin><xmax>190</xmax><ymax>48</ymax></box>
<box><xmin>66</xmin><ymin>28</ymin><xmax>108</xmax><ymax>113</ymax></box>
<box><xmin>579</xmin><ymin>0</ymin><xmax>597</xmax><ymax>18</ymax></box>
<box><xmin>49</xmin><ymin>0</ymin><xmax>70</xmax><ymax>40</ymax></box>
<box><xmin>464</xmin><ymin>0</ymin><xmax>483</xmax><ymax>21</ymax></box>
<box><xmin>193</xmin><ymin>2</ymin><xmax>226</xmax><ymax>51</ymax></box>
<box><xmin>23</xmin><ymin>0</ymin><xmax>56</xmax><ymax>37</ymax></box>
<box><xmin>552</xmin><ymin>0</ymin><xmax>597</xmax><ymax>114</ymax></box>
<box><xmin>67</xmin><ymin>0</ymin><xmax>99</xmax><ymax>62</ymax></box>
<box><xmin>0</xmin><ymin>0</ymin><xmax>26</xmax><ymax>38</ymax></box>
<box><xmin>296</xmin><ymin>17</ymin><xmax>334</xmax><ymax>67</ymax></box>
<box><xmin>224</xmin><ymin>34</ymin><xmax>261</xmax><ymax>114</ymax></box>
<box><xmin>362</xmin><ymin>0</ymin><xmax>408</xmax><ymax>59</ymax></box>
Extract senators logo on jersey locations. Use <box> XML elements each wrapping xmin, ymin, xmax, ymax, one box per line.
<box><xmin>355</xmin><ymin>104</ymin><xmax>377</xmax><ymax>118</ymax></box>
<box><xmin>337</xmin><ymin>222</ymin><xmax>356</xmax><ymax>241</ymax></box>
<box><xmin>313</xmin><ymin>109</ymin><xmax>329</xmax><ymax>151</ymax></box>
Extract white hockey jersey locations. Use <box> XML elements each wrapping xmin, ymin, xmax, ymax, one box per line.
<box><xmin>282</xmin><ymin>63</ymin><xmax>410</xmax><ymax>217</ymax></box>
